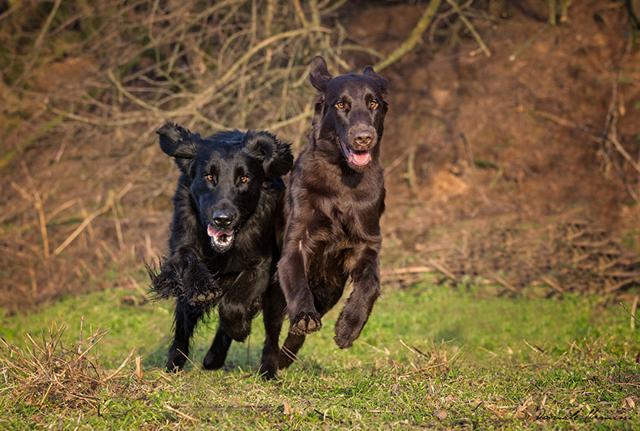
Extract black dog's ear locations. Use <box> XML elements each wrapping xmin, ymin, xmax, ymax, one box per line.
<box><xmin>362</xmin><ymin>65</ymin><xmax>389</xmax><ymax>93</ymax></box>
<box><xmin>246</xmin><ymin>132</ymin><xmax>293</xmax><ymax>179</ymax></box>
<box><xmin>157</xmin><ymin>122</ymin><xmax>198</xmax><ymax>173</ymax></box>
<box><xmin>309</xmin><ymin>56</ymin><xmax>332</xmax><ymax>92</ymax></box>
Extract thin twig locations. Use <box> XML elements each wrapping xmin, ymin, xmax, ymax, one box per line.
<box><xmin>22</xmin><ymin>163</ymin><xmax>49</xmax><ymax>259</ymax></box>
<box><xmin>16</xmin><ymin>0</ymin><xmax>63</xmax><ymax>85</ymax></box>
<box><xmin>53</xmin><ymin>183</ymin><xmax>133</xmax><ymax>256</ymax></box>
<box><xmin>164</xmin><ymin>404</ymin><xmax>197</xmax><ymax>422</ymax></box>
<box><xmin>103</xmin><ymin>349</ymin><xmax>134</xmax><ymax>382</ymax></box>
<box><xmin>445</xmin><ymin>0</ymin><xmax>491</xmax><ymax>57</ymax></box>
<box><xmin>375</xmin><ymin>0</ymin><xmax>442</xmax><ymax>71</ymax></box>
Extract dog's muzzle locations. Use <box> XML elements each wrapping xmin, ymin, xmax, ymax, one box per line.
<box><xmin>342</xmin><ymin>125</ymin><xmax>376</xmax><ymax>168</ymax></box>
<box><xmin>207</xmin><ymin>210</ymin><xmax>237</xmax><ymax>252</ymax></box>
<box><xmin>207</xmin><ymin>224</ymin><xmax>235</xmax><ymax>252</ymax></box>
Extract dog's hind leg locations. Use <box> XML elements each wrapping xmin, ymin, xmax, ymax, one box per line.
<box><xmin>167</xmin><ymin>299</ymin><xmax>204</xmax><ymax>371</ymax></box>
<box><xmin>202</xmin><ymin>327</ymin><xmax>232</xmax><ymax>370</ymax></box>
<box><xmin>259</xmin><ymin>281</ymin><xmax>287</xmax><ymax>379</ymax></box>
<box><xmin>334</xmin><ymin>246</ymin><xmax>381</xmax><ymax>349</ymax></box>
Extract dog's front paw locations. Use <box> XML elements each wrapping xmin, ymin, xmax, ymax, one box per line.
<box><xmin>166</xmin><ymin>348</ymin><xmax>188</xmax><ymax>372</ymax></box>
<box><xmin>183</xmin><ymin>262</ymin><xmax>223</xmax><ymax>304</ymax></box>
<box><xmin>148</xmin><ymin>264</ymin><xmax>183</xmax><ymax>299</ymax></box>
<box><xmin>289</xmin><ymin>311</ymin><xmax>322</xmax><ymax>335</ymax></box>
<box><xmin>333</xmin><ymin>333</ymin><xmax>355</xmax><ymax>349</ymax></box>
<box><xmin>334</xmin><ymin>316</ymin><xmax>361</xmax><ymax>349</ymax></box>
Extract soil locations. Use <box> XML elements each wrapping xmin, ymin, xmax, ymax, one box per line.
<box><xmin>343</xmin><ymin>1</ymin><xmax>640</xmax><ymax>270</ymax></box>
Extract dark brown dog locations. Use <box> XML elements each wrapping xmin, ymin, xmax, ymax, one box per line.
<box><xmin>259</xmin><ymin>56</ymin><xmax>388</xmax><ymax>378</ymax></box>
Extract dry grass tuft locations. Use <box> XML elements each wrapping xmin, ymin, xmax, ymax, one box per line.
<box><xmin>0</xmin><ymin>324</ymin><xmax>112</xmax><ymax>409</ymax></box>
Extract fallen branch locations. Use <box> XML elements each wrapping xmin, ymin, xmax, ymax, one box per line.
<box><xmin>491</xmin><ymin>273</ymin><xmax>518</xmax><ymax>294</ymax></box>
<box><xmin>381</xmin><ymin>266</ymin><xmax>434</xmax><ymax>278</ymax></box>
<box><xmin>427</xmin><ymin>259</ymin><xmax>458</xmax><ymax>282</ymax></box>
<box><xmin>375</xmin><ymin>0</ymin><xmax>442</xmax><ymax>71</ymax></box>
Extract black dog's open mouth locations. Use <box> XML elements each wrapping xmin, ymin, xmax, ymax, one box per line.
<box><xmin>207</xmin><ymin>224</ymin><xmax>235</xmax><ymax>252</ymax></box>
<box><xmin>339</xmin><ymin>139</ymin><xmax>371</xmax><ymax>168</ymax></box>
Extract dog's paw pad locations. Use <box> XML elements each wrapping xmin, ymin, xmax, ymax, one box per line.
<box><xmin>290</xmin><ymin>312</ymin><xmax>322</xmax><ymax>335</ymax></box>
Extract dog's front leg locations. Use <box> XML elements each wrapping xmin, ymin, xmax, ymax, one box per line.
<box><xmin>167</xmin><ymin>298</ymin><xmax>204</xmax><ymax>371</ymax></box>
<box><xmin>278</xmin><ymin>234</ymin><xmax>321</xmax><ymax>335</ymax></box>
<box><xmin>181</xmin><ymin>254</ymin><xmax>226</xmax><ymax>303</ymax></box>
<box><xmin>334</xmin><ymin>245</ymin><xmax>381</xmax><ymax>349</ymax></box>
<box><xmin>151</xmin><ymin>251</ymin><xmax>223</xmax><ymax>303</ymax></box>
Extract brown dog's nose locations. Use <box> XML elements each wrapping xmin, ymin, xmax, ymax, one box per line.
<box><xmin>353</xmin><ymin>133</ymin><xmax>373</xmax><ymax>148</ymax></box>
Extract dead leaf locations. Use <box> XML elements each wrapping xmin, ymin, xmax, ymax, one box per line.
<box><xmin>282</xmin><ymin>401</ymin><xmax>292</xmax><ymax>415</ymax></box>
<box><xmin>435</xmin><ymin>409</ymin><xmax>447</xmax><ymax>420</ymax></box>
<box><xmin>624</xmin><ymin>397</ymin><xmax>636</xmax><ymax>410</ymax></box>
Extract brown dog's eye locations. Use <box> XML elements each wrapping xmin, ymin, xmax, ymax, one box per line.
<box><xmin>368</xmin><ymin>100</ymin><xmax>379</xmax><ymax>110</ymax></box>
<box><xmin>335</xmin><ymin>101</ymin><xmax>346</xmax><ymax>110</ymax></box>
<box><xmin>239</xmin><ymin>175</ymin><xmax>250</xmax><ymax>184</ymax></box>
<box><xmin>205</xmin><ymin>174</ymin><xmax>215</xmax><ymax>183</ymax></box>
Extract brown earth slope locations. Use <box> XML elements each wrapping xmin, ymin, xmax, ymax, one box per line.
<box><xmin>0</xmin><ymin>1</ymin><xmax>639</xmax><ymax>311</ymax></box>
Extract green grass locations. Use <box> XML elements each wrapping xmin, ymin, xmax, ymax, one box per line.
<box><xmin>1</xmin><ymin>281</ymin><xmax>639</xmax><ymax>430</ymax></box>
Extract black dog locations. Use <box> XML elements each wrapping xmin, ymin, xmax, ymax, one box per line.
<box><xmin>259</xmin><ymin>56</ymin><xmax>388</xmax><ymax>378</ymax></box>
<box><xmin>150</xmin><ymin>122</ymin><xmax>292</xmax><ymax>371</ymax></box>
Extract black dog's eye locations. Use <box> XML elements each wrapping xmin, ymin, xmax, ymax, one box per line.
<box><xmin>239</xmin><ymin>175</ymin><xmax>250</xmax><ymax>184</ymax></box>
<box><xmin>205</xmin><ymin>174</ymin><xmax>216</xmax><ymax>184</ymax></box>
<box><xmin>368</xmin><ymin>100</ymin><xmax>379</xmax><ymax>110</ymax></box>
<box><xmin>335</xmin><ymin>101</ymin><xmax>346</xmax><ymax>110</ymax></box>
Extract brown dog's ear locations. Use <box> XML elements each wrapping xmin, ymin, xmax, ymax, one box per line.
<box><xmin>157</xmin><ymin>122</ymin><xmax>198</xmax><ymax>174</ymax></box>
<box><xmin>245</xmin><ymin>131</ymin><xmax>293</xmax><ymax>179</ymax></box>
<box><xmin>309</xmin><ymin>56</ymin><xmax>332</xmax><ymax>92</ymax></box>
<box><xmin>362</xmin><ymin>65</ymin><xmax>389</xmax><ymax>92</ymax></box>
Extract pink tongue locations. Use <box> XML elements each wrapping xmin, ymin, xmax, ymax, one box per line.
<box><xmin>207</xmin><ymin>224</ymin><xmax>218</xmax><ymax>237</ymax></box>
<box><xmin>350</xmin><ymin>152</ymin><xmax>371</xmax><ymax>166</ymax></box>
<box><xmin>208</xmin><ymin>224</ymin><xmax>232</xmax><ymax>238</ymax></box>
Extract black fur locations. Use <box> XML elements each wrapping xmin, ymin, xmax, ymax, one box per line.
<box><xmin>149</xmin><ymin>122</ymin><xmax>293</xmax><ymax>372</ymax></box>
<box><xmin>259</xmin><ymin>57</ymin><xmax>388</xmax><ymax>379</ymax></box>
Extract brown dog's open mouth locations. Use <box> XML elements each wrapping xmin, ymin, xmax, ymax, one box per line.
<box><xmin>207</xmin><ymin>224</ymin><xmax>235</xmax><ymax>251</ymax></box>
<box><xmin>339</xmin><ymin>139</ymin><xmax>372</xmax><ymax>167</ymax></box>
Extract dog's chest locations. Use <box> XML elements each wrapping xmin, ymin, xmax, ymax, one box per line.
<box><xmin>321</xmin><ymin>189</ymin><xmax>381</xmax><ymax>240</ymax></box>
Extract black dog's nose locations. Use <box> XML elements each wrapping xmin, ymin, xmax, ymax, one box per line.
<box><xmin>353</xmin><ymin>133</ymin><xmax>373</xmax><ymax>148</ymax></box>
<box><xmin>212</xmin><ymin>212</ymin><xmax>235</xmax><ymax>228</ymax></box>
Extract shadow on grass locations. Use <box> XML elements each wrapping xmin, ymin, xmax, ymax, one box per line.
<box><xmin>144</xmin><ymin>335</ymin><xmax>267</xmax><ymax>373</ymax></box>
<box><xmin>434</xmin><ymin>323</ymin><xmax>464</xmax><ymax>344</ymax></box>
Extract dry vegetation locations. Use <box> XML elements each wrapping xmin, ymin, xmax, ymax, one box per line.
<box><xmin>1</xmin><ymin>0</ymin><xmax>640</xmax><ymax>312</ymax></box>
<box><xmin>1</xmin><ymin>324</ymin><xmax>114</xmax><ymax>409</ymax></box>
